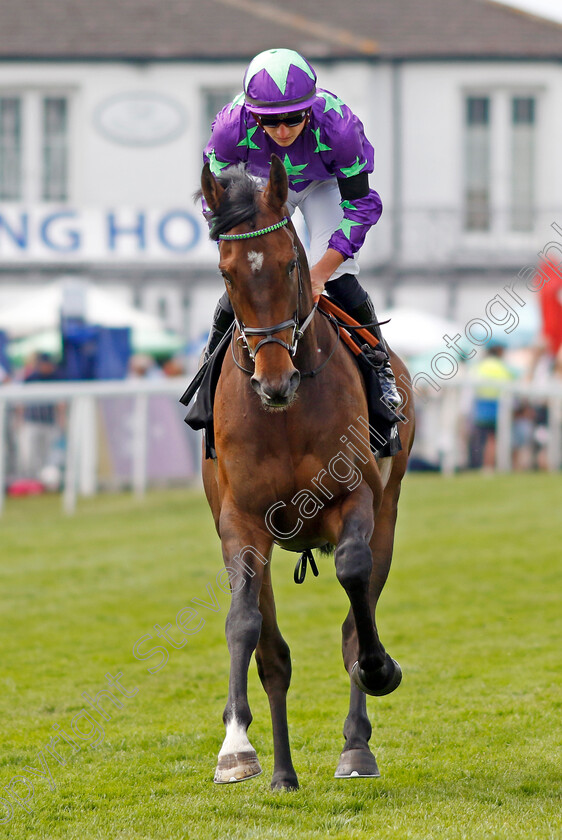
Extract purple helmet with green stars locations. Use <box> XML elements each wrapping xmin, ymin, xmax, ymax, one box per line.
<box><xmin>243</xmin><ymin>48</ymin><xmax>317</xmax><ymax>115</ymax></box>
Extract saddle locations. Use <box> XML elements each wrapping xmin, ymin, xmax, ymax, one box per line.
<box><xmin>180</xmin><ymin>301</ymin><xmax>402</xmax><ymax>460</ymax></box>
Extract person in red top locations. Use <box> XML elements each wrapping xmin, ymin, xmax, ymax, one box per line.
<box><xmin>539</xmin><ymin>259</ymin><xmax>562</xmax><ymax>374</ymax></box>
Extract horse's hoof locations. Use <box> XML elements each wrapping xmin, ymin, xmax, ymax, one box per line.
<box><xmin>351</xmin><ymin>654</ymin><xmax>402</xmax><ymax>697</ymax></box>
<box><xmin>213</xmin><ymin>750</ymin><xmax>262</xmax><ymax>784</ymax></box>
<box><xmin>271</xmin><ymin>774</ymin><xmax>299</xmax><ymax>791</ymax></box>
<box><xmin>335</xmin><ymin>748</ymin><xmax>380</xmax><ymax>778</ymax></box>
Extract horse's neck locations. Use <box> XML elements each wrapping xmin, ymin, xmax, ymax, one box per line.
<box><xmin>284</xmin><ymin>218</ymin><xmax>324</xmax><ymax>365</ymax></box>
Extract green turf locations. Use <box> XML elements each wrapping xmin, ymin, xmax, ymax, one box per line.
<box><xmin>0</xmin><ymin>473</ymin><xmax>560</xmax><ymax>839</ymax></box>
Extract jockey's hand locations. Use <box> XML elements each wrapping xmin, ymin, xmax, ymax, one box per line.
<box><xmin>309</xmin><ymin>267</ymin><xmax>326</xmax><ymax>299</ymax></box>
<box><xmin>310</xmin><ymin>248</ymin><xmax>345</xmax><ymax>300</ymax></box>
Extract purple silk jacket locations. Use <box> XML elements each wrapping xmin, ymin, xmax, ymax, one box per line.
<box><xmin>203</xmin><ymin>89</ymin><xmax>383</xmax><ymax>260</ymax></box>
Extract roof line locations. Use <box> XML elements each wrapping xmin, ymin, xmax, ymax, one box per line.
<box><xmin>212</xmin><ymin>0</ymin><xmax>379</xmax><ymax>55</ymax></box>
<box><xmin>0</xmin><ymin>54</ymin><xmax>561</xmax><ymax>64</ymax></box>
<box><xmin>485</xmin><ymin>0</ymin><xmax>562</xmax><ymax>30</ymax></box>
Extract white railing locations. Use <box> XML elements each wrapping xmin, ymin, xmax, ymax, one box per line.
<box><xmin>1</xmin><ymin>376</ymin><xmax>561</xmax><ymax>516</ymax></box>
<box><xmin>411</xmin><ymin>378</ymin><xmax>562</xmax><ymax>475</ymax></box>
<box><xmin>0</xmin><ymin>377</ymin><xmax>200</xmax><ymax>515</ymax></box>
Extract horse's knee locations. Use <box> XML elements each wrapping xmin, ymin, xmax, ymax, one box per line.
<box><xmin>225</xmin><ymin>604</ymin><xmax>262</xmax><ymax>651</ymax></box>
<box><xmin>335</xmin><ymin>539</ymin><xmax>372</xmax><ymax>592</ymax></box>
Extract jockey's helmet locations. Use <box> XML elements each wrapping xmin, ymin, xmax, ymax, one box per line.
<box><xmin>243</xmin><ymin>48</ymin><xmax>317</xmax><ymax>115</ymax></box>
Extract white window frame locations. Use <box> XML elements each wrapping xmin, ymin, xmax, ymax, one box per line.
<box><xmin>0</xmin><ymin>89</ymin><xmax>73</xmax><ymax>203</ymax></box>
<box><xmin>461</xmin><ymin>86</ymin><xmax>541</xmax><ymax>245</ymax></box>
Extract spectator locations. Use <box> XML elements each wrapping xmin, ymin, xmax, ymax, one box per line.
<box><xmin>469</xmin><ymin>341</ymin><xmax>515</xmax><ymax>470</ymax></box>
<box><xmin>128</xmin><ymin>354</ymin><xmax>163</xmax><ymax>379</ymax></box>
<box><xmin>162</xmin><ymin>358</ymin><xmax>184</xmax><ymax>377</ymax></box>
<box><xmin>16</xmin><ymin>353</ymin><xmax>65</xmax><ymax>480</ymax></box>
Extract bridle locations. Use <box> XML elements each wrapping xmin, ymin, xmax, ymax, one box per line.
<box><xmin>218</xmin><ymin>216</ymin><xmax>339</xmax><ymax>377</ymax></box>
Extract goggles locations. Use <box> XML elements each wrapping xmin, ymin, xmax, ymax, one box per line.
<box><xmin>257</xmin><ymin>110</ymin><xmax>309</xmax><ymax>128</ymax></box>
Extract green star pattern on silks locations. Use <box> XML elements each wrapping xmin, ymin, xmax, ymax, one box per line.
<box><xmin>340</xmin><ymin>156</ymin><xmax>368</xmax><ymax>178</ymax></box>
<box><xmin>237</xmin><ymin>126</ymin><xmax>261</xmax><ymax>150</ymax></box>
<box><xmin>229</xmin><ymin>92</ymin><xmax>245</xmax><ymax>112</ymax></box>
<box><xmin>245</xmin><ymin>49</ymin><xmax>315</xmax><ymax>95</ymax></box>
<box><xmin>207</xmin><ymin>148</ymin><xmax>230</xmax><ymax>176</ymax></box>
<box><xmin>340</xmin><ymin>199</ymin><xmax>358</xmax><ymax>211</ymax></box>
<box><xmin>337</xmin><ymin>218</ymin><xmax>362</xmax><ymax>239</ymax></box>
<box><xmin>282</xmin><ymin>153</ymin><xmax>308</xmax><ymax>183</ymax></box>
<box><xmin>312</xmin><ymin>127</ymin><xmax>332</xmax><ymax>153</ymax></box>
<box><xmin>317</xmin><ymin>91</ymin><xmax>345</xmax><ymax>117</ymax></box>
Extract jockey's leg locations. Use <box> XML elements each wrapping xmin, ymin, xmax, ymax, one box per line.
<box><xmin>326</xmin><ymin>274</ymin><xmax>401</xmax><ymax>410</ymax></box>
<box><xmin>204</xmin><ymin>291</ymin><xmax>235</xmax><ymax>362</ymax></box>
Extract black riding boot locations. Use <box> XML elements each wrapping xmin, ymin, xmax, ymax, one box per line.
<box><xmin>204</xmin><ymin>294</ymin><xmax>235</xmax><ymax>362</ymax></box>
<box><xmin>349</xmin><ymin>295</ymin><xmax>402</xmax><ymax>410</ymax></box>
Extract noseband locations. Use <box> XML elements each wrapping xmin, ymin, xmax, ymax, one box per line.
<box><xmin>218</xmin><ymin>217</ymin><xmax>317</xmax><ymax>361</ymax></box>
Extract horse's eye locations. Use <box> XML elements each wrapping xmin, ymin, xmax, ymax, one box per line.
<box><xmin>287</xmin><ymin>260</ymin><xmax>297</xmax><ymax>276</ymax></box>
<box><xmin>221</xmin><ymin>271</ymin><xmax>232</xmax><ymax>286</ymax></box>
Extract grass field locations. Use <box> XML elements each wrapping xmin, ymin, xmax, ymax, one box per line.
<box><xmin>0</xmin><ymin>473</ymin><xmax>560</xmax><ymax>840</ymax></box>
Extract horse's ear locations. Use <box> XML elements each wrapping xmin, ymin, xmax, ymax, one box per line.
<box><xmin>201</xmin><ymin>162</ymin><xmax>226</xmax><ymax>213</ymax></box>
<box><xmin>265</xmin><ymin>154</ymin><xmax>288</xmax><ymax>212</ymax></box>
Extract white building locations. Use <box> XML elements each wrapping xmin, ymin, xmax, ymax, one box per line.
<box><xmin>1</xmin><ymin>0</ymin><xmax>561</xmax><ymax>342</ymax></box>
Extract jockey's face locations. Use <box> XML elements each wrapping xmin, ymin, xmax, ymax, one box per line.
<box><xmin>254</xmin><ymin>111</ymin><xmax>309</xmax><ymax>147</ymax></box>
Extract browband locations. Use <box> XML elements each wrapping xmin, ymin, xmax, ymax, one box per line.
<box><xmin>218</xmin><ymin>217</ymin><xmax>289</xmax><ymax>241</ymax></box>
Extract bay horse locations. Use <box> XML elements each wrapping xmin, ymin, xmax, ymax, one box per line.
<box><xmin>199</xmin><ymin>155</ymin><xmax>414</xmax><ymax>790</ymax></box>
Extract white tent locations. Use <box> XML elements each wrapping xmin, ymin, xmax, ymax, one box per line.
<box><xmin>380</xmin><ymin>302</ymin><xmax>540</xmax><ymax>357</ymax></box>
<box><xmin>0</xmin><ymin>278</ymin><xmax>163</xmax><ymax>338</ymax></box>
<box><xmin>380</xmin><ymin>307</ymin><xmax>465</xmax><ymax>357</ymax></box>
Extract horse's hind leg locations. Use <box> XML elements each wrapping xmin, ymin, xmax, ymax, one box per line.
<box><xmin>335</xmin><ymin>615</ymin><xmax>379</xmax><ymax>778</ymax></box>
<box><xmin>214</xmin><ymin>518</ymin><xmax>272</xmax><ymax>784</ymax></box>
<box><xmin>336</xmin><ymin>480</ymin><xmax>402</xmax><ymax>778</ymax></box>
<box><xmin>255</xmin><ymin>564</ymin><xmax>299</xmax><ymax>791</ymax></box>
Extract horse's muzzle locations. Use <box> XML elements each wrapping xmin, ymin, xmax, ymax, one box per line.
<box><xmin>251</xmin><ymin>369</ymin><xmax>301</xmax><ymax>409</ymax></box>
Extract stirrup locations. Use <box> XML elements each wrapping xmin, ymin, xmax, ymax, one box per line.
<box><xmin>360</xmin><ymin>342</ymin><xmax>387</xmax><ymax>367</ymax></box>
<box><xmin>378</xmin><ymin>360</ymin><xmax>402</xmax><ymax>410</ymax></box>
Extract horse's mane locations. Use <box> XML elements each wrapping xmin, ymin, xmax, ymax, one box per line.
<box><xmin>198</xmin><ymin>164</ymin><xmax>261</xmax><ymax>241</ymax></box>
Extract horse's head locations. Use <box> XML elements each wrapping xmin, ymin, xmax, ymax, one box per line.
<box><xmin>201</xmin><ymin>155</ymin><xmax>310</xmax><ymax>410</ymax></box>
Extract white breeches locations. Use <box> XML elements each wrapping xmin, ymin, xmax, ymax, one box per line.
<box><xmin>286</xmin><ymin>180</ymin><xmax>360</xmax><ymax>280</ymax></box>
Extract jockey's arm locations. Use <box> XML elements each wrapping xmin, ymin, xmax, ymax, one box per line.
<box><xmin>309</xmin><ymin>172</ymin><xmax>371</xmax><ymax>298</ymax></box>
<box><xmin>310</xmin><ymin>250</ymin><xmax>344</xmax><ymax>298</ymax></box>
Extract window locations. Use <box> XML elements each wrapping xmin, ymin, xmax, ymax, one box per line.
<box><xmin>462</xmin><ymin>91</ymin><xmax>538</xmax><ymax>236</ymax></box>
<box><xmin>157</xmin><ymin>296</ymin><xmax>168</xmax><ymax>321</ymax></box>
<box><xmin>43</xmin><ymin>97</ymin><xmax>68</xmax><ymax>201</ymax></box>
<box><xmin>464</xmin><ymin>96</ymin><xmax>491</xmax><ymax>231</ymax></box>
<box><xmin>0</xmin><ymin>98</ymin><xmax>22</xmax><ymax>200</ymax></box>
<box><xmin>0</xmin><ymin>92</ymin><xmax>70</xmax><ymax>202</ymax></box>
<box><xmin>511</xmin><ymin>96</ymin><xmax>535</xmax><ymax>232</ymax></box>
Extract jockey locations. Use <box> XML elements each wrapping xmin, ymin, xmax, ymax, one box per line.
<box><xmin>202</xmin><ymin>47</ymin><xmax>400</xmax><ymax>409</ymax></box>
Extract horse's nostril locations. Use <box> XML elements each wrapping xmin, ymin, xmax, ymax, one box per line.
<box><xmin>251</xmin><ymin>371</ymin><xmax>299</xmax><ymax>403</ymax></box>
<box><xmin>289</xmin><ymin>370</ymin><xmax>301</xmax><ymax>393</ymax></box>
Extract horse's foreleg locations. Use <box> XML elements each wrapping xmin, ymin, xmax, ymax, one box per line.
<box><xmin>255</xmin><ymin>565</ymin><xmax>298</xmax><ymax>791</ymax></box>
<box><xmin>333</xmin><ymin>488</ymin><xmax>402</xmax><ymax>698</ymax></box>
<box><xmin>336</xmin><ymin>483</ymin><xmax>402</xmax><ymax>778</ymax></box>
<box><xmin>214</xmin><ymin>516</ymin><xmax>272</xmax><ymax>784</ymax></box>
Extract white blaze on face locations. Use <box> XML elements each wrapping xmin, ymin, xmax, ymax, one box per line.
<box><xmin>247</xmin><ymin>250</ymin><xmax>264</xmax><ymax>274</ymax></box>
